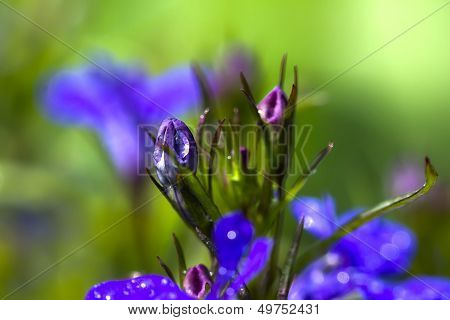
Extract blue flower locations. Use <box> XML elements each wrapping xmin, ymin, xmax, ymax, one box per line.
<box><xmin>289</xmin><ymin>195</ymin><xmax>450</xmax><ymax>300</ymax></box>
<box><xmin>41</xmin><ymin>56</ymin><xmax>203</xmax><ymax>177</ymax></box>
<box><xmin>85</xmin><ymin>211</ymin><xmax>272</xmax><ymax>300</ymax></box>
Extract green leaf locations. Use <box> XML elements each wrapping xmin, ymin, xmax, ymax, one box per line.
<box><xmin>172</xmin><ymin>233</ymin><xmax>187</xmax><ymax>284</ymax></box>
<box><xmin>156</xmin><ymin>256</ymin><xmax>176</xmax><ymax>284</ymax></box>
<box><xmin>207</xmin><ymin>120</ymin><xmax>225</xmax><ymax>198</ymax></box>
<box><xmin>286</xmin><ymin>141</ymin><xmax>334</xmax><ymax>202</ymax></box>
<box><xmin>294</xmin><ymin>157</ymin><xmax>438</xmax><ymax>272</ymax></box>
<box><xmin>278</xmin><ymin>217</ymin><xmax>305</xmax><ymax>300</ymax></box>
<box><xmin>278</xmin><ymin>53</ymin><xmax>287</xmax><ymax>89</ymax></box>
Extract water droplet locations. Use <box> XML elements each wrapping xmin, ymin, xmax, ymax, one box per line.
<box><xmin>227</xmin><ymin>230</ymin><xmax>237</xmax><ymax>240</ymax></box>
<box><xmin>392</xmin><ymin>231</ymin><xmax>411</xmax><ymax>249</ymax></box>
<box><xmin>325</xmin><ymin>252</ymin><xmax>340</xmax><ymax>266</ymax></box>
<box><xmin>226</xmin><ymin>288</ymin><xmax>235</xmax><ymax>296</ymax></box>
<box><xmin>336</xmin><ymin>271</ymin><xmax>350</xmax><ymax>284</ymax></box>
<box><xmin>140</xmin><ymin>283</ymin><xmax>147</xmax><ymax>288</ymax></box>
<box><xmin>168</xmin><ymin>292</ymin><xmax>177</xmax><ymax>299</ymax></box>
<box><xmin>161</xmin><ymin>278</ymin><xmax>169</xmax><ymax>285</ymax></box>
<box><xmin>369</xmin><ymin>280</ymin><xmax>382</xmax><ymax>294</ymax></box>
<box><xmin>105</xmin><ymin>295</ymin><xmax>111</xmax><ymax>300</ymax></box>
<box><xmin>380</xmin><ymin>243</ymin><xmax>399</xmax><ymax>260</ymax></box>
<box><xmin>304</xmin><ymin>216</ymin><xmax>314</xmax><ymax>228</ymax></box>
<box><xmin>218</xmin><ymin>267</ymin><xmax>227</xmax><ymax>275</ymax></box>
<box><xmin>310</xmin><ymin>269</ymin><xmax>324</xmax><ymax>284</ymax></box>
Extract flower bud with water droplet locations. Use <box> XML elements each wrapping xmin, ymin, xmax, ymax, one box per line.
<box><xmin>153</xmin><ymin>118</ymin><xmax>198</xmax><ymax>186</ymax></box>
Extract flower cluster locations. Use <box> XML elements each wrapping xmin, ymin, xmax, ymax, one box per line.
<box><xmin>289</xmin><ymin>196</ymin><xmax>450</xmax><ymax>299</ymax></box>
<box><xmin>41</xmin><ymin>54</ymin><xmax>446</xmax><ymax>300</ymax></box>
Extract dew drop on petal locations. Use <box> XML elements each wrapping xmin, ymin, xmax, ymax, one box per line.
<box><xmin>310</xmin><ymin>269</ymin><xmax>325</xmax><ymax>284</ymax></box>
<box><xmin>391</xmin><ymin>231</ymin><xmax>411</xmax><ymax>249</ymax></box>
<box><xmin>161</xmin><ymin>278</ymin><xmax>169</xmax><ymax>285</ymax></box>
<box><xmin>380</xmin><ymin>243</ymin><xmax>400</xmax><ymax>260</ymax></box>
<box><xmin>369</xmin><ymin>280</ymin><xmax>383</xmax><ymax>294</ymax></box>
<box><xmin>337</xmin><ymin>271</ymin><xmax>350</xmax><ymax>284</ymax></box>
<box><xmin>325</xmin><ymin>252</ymin><xmax>340</xmax><ymax>266</ymax></box>
<box><xmin>168</xmin><ymin>292</ymin><xmax>177</xmax><ymax>299</ymax></box>
<box><xmin>218</xmin><ymin>267</ymin><xmax>227</xmax><ymax>275</ymax></box>
<box><xmin>226</xmin><ymin>288</ymin><xmax>235</xmax><ymax>296</ymax></box>
<box><xmin>227</xmin><ymin>230</ymin><xmax>237</xmax><ymax>240</ymax></box>
<box><xmin>304</xmin><ymin>216</ymin><xmax>314</xmax><ymax>228</ymax></box>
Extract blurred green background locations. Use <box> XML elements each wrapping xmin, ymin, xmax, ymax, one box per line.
<box><xmin>0</xmin><ymin>0</ymin><xmax>449</xmax><ymax>299</ymax></box>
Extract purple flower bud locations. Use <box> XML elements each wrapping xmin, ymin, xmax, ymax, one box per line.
<box><xmin>153</xmin><ymin>118</ymin><xmax>198</xmax><ymax>185</ymax></box>
<box><xmin>182</xmin><ymin>264</ymin><xmax>212</xmax><ymax>299</ymax></box>
<box><xmin>256</xmin><ymin>86</ymin><xmax>288</xmax><ymax>125</ymax></box>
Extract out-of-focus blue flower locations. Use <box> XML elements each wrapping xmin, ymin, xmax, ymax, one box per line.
<box><xmin>391</xmin><ymin>277</ymin><xmax>450</xmax><ymax>300</ymax></box>
<box><xmin>291</xmin><ymin>195</ymin><xmax>416</xmax><ymax>274</ymax></box>
<box><xmin>85</xmin><ymin>211</ymin><xmax>272</xmax><ymax>300</ymax></box>
<box><xmin>289</xmin><ymin>195</ymin><xmax>449</xmax><ymax>300</ymax></box>
<box><xmin>41</xmin><ymin>57</ymin><xmax>203</xmax><ymax>177</ymax></box>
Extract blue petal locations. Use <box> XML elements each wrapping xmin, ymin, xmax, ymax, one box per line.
<box><xmin>213</xmin><ymin>211</ymin><xmax>254</xmax><ymax>271</ymax></box>
<box><xmin>85</xmin><ymin>274</ymin><xmax>191</xmax><ymax>300</ymax></box>
<box><xmin>288</xmin><ymin>256</ymin><xmax>364</xmax><ymax>300</ymax></box>
<box><xmin>290</xmin><ymin>195</ymin><xmax>337</xmax><ymax>238</ymax></box>
<box><xmin>337</xmin><ymin>207</ymin><xmax>365</xmax><ymax>226</ymax></box>
<box><xmin>333</xmin><ymin>219</ymin><xmax>417</xmax><ymax>275</ymax></box>
<box><xmin>288</xmin><ymin>254</ymin><xmax>398</xmax><ymax>300</ymax></box>
<box><xmin>226</xmin><ymin>237</ymin><xmax>273</xmax><ymax>298</ymax></box>
<box><xmin>392</xmin><ymin>277</ymin><xmax>450</xmax><ymax>300</ymax></box>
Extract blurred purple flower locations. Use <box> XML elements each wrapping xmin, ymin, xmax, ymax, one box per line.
<box><xmin>391</xmin><ymin>163</ymin><xmax>423</xmax><ymax>196</ymax></box>
<box><xmin>85</xmin><ymin>211</ymin><xmax>272</xmax><ymax>300</ymax></box>
<box><xmin>289</xmin><ymin>195</ymin><xmax>450</xmax><ymax>300</ymax></box>
<box><xmin>41</xmin><ymin>57</ymin><xmax>203</xmax><ymax>177</ymax></box>
<box><xmin>215</xmin><ymin>46</ymin><xmax>256</xmax><ymax>97</ymax></box>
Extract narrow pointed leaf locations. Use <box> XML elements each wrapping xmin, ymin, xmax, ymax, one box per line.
<box><xmin>279</xmin><ymin>54</ymin><xmax>287</xmax><ymax>89</ymax></box>
<box><xmin>208</xmin><ymin>120</ymin><xmax>225</xmax><ymax>197</ymax></box>
<box><xmin>239</xmin><ymin>72</ymin><xmax>257</xmax><ymax>108</ymax></box>
<box><xmin>156</xmin><ymin>256</ymin><xmax>176</xmax><ymax>284</ymax></box>
<box><xmin>172</xmin><ymin>233</ymin><xmax>187</xmax><ymax>284</ymax></box>
<box><xmin>278</xmin><ymin>217</ymin><xmax>305</xmax><ymax>299</ymax></box>
<box><xmin>286</xmin><ymin>142</ymin><xmax>334</xmax><ymax>202</ymax></box>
